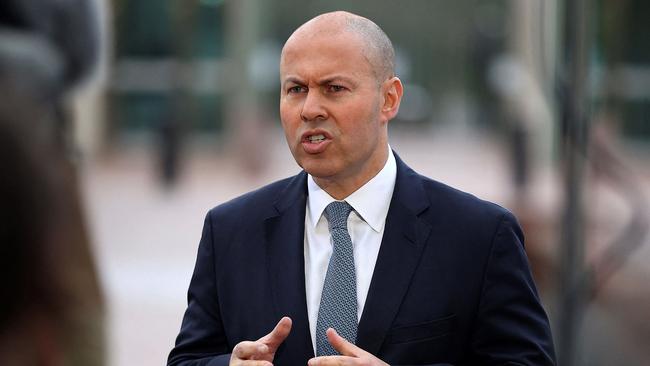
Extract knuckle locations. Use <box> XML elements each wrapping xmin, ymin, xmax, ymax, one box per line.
<box><xmin>234</xmin><ymin>341</ymin><xmax>254</xmax><ymax>357</ymax></box>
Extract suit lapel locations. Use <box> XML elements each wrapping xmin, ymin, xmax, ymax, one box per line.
<box><xmin>356</xmin><ymin>155</ymin><xmax>432</xmax><ymax>355</ymax></box>
<box><xmin>264</xmin><ymin>172</ymin><xmax>315</xmax><ymax>361</ymax></box>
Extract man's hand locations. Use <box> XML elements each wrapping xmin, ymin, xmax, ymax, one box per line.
<box><xmin>230</xmin><ymin>317</ymin><xmax>292</xmax><ymax>366</ymax></box>
<box><xmin>308</xmin><ymin>328</ymin><xmax>389</xmax><ymax>366</ymax></box>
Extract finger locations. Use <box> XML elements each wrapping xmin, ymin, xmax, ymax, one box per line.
<box><xmin>308</xmin><ymin>355</ymin><xmax>356</xmax><ymax>366</ymax></box>
<box><xmin>230</xmin><ymin>360</ymin><xmax>272</xmax><ymax>366</ymax></box>
<box><xmin>233</xmin><ymin>341</ymin><xmax>269</xmax><ymax>360</ymax></box>
<box><xmin>258</xmin><ymin>316</ymin><xmax>292</xmax><ymax>351</ymax></box>
<box><xmin>239</xmin><ymin>361</ymin><xmax>273</xmax><ymax>366</ymax></box>
<box><xmin>326</xmin><ymin>328</ymin><xmax>362</xmax><ymax>357</ymax></box>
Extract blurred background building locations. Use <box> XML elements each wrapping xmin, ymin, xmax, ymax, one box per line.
<box><xmin>2</xmin><ymin>0</ymin><xmax>648</xmax><ymax>365</ymax></box>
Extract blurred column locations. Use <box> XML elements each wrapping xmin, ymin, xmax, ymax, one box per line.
<box><xmin>557</xmin><ymin>0</ymin><xmax>591</xmax><ymax>365</ymax></box>
<box><xmin>506</xmin><ymin>0</ymin><xmax>558</xmax><ymax>200</ymax></box>
<box><xmin>224</xmin><ymin>0</ymin><xmax>268</xmax><ymax>173</ymax></box>
<box><xmin>72</xmin><ymin>0</ymin><xmax>112</xmax><ymax>161</ymax></box>
<box><xmin>160</xmin><ymin>0</ymin><xmax>197</xmax><ymax>186</ymax></box>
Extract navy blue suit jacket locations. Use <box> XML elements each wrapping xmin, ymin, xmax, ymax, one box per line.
<box><xmin>168</xmin><ymin>154</ymin><xmax>555</xmax><ymax>365</ymax></box>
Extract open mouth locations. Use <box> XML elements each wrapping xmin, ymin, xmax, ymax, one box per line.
<box><xmin>301</xmin><ymin>131</ymin><xmax>331</xmax><ymax>154</ymax></box>
<box><xmin>307</xmin><ymin>134</ymin><xmax>326</xmax><ymax>143</ymax></box>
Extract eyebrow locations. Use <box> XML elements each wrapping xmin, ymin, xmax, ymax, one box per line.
<box><xmin>282</xmin><ymin>75</ymin><xmax>358</xmax><ymax>87</ymax></box>
<box><xmin>282</xmin><ymin>76</ymin><xmax>304</xmax><ymax>86</ymax></box>
<box><xmin>320</xmin><ymin>75</ymin><xmax>357</xmax><ymax>86</ymax></box>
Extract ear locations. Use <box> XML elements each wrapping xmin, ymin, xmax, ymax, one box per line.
<box><xmin>380</xmin><ymin>76</ymin><xmax>403</xmax><ymax>122</ymax></box>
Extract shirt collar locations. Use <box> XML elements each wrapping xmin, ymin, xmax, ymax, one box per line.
<box><xmin>307</xmin><ymin>147</ymin><xmax>397</xmax><ymax>232</ymax></box>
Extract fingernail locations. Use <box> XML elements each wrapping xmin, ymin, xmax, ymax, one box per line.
<box><xmin>258</xmin><ymin>344</ymin><xmax>268</xmax><ymax>353</ymax></box>
<box><xmin>308</xmin><ymin>359</ymin><xmax>316</xmax><ymax>366</ymax></box>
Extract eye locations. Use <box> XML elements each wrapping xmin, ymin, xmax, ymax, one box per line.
<box><xmin>327</xmin><ymin>84</ymin><xmax>346</xmax><ymax>93</ymax></box>
<box><xmin>287</xmin><ymin>85</ymin><xmax>306</xmax><ymax>94</ymax></box>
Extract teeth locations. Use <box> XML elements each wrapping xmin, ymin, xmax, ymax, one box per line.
<box><xmin>308</xmin><ymin>134</ymin><xmax>325</xmax><ymax>142</ymax></box>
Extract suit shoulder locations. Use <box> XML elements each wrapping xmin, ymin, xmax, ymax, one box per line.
<box><xmin>417</xmin><ymin>174</ymin><xmax>513</xmax><ymax>222</ymax></box>
<box><xmin>413</xmin><ymin>173</ymin><xmax>524</xmax><ymax>252</ymax></box>
<box><xmin>394</xmin><ymin>153</ymin><xmax>512</xmax><ymax>222</ymax></box>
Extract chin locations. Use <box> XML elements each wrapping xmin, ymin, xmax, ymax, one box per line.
<box><xmin>300</xmin><ymin>159</ymin><xmax>338</xmax><ymax>179</ymax></box>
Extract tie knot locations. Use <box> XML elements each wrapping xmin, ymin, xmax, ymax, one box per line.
<box><xmin>325</xmin><ymin>201</ymin><xmax>353</xmax><ymax>230</ymax></box>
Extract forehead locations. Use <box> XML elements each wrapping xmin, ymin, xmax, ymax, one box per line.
<box><xmin>280</xmin><ymin>31</ymin><xmax>374</xmax><ymax>80</ymax></box>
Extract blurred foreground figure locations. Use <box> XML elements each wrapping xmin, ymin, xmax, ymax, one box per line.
<box><xmin>0</xmin><ymin>0</ymin><xmax>104</xmax><ymax>365</ymax></box>
<box><xmin>0</xmin><ymin>97</ymin><xmax>104</xmax><ymax>365</ymax></box>
<box><xmin>169</xmin><ymin>11</ymin><xmax>555</xmax><ymax>366</ymax></box>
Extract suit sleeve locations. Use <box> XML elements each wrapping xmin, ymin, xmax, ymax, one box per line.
<box><xmin>167</xmin><ymin>211</ymin><xmax>232</xmax><ymax>366</ymax></box>
<box><xmin>468</xmin><ymin>211</ymin><xmax>556</xmax><ymax>365</ymax></box>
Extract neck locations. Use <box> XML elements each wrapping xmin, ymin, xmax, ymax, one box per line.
<box><xmin>314</xmin><ymin>146</ymin><xmax>389</xmax><ymax>200</ymax></box>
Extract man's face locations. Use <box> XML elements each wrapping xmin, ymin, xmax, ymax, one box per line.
<box><xmin>280</xmin><ymin>30</ymin><xmax>391</xmax><ymax>189</ymax></box>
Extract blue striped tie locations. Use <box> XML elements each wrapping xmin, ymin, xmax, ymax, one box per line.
<box><xmin>316</xmin><ymin>201</ymin><xmax>357</xmax><ymax>356</ymax></box>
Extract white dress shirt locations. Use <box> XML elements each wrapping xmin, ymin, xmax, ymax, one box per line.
<box><xmin>304</xmin><ymin>147</ymin><xmax>397</xmax><ymax>353</ymax></box>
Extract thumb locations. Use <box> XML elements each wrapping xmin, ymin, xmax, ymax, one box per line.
<box><xmin>259</xmin><ymin>317</ymin><xmax>292</xmax><ymax>351</ymax></box>
<box><xmin>326</xmin><ymin>328</ymin><xmax>361</xmax><ymax>357</ymax></box>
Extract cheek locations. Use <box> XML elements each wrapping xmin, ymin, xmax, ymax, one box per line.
<box><xmin>342</xmin><ymin>107</ymin><xmax>380</xmax><ymax>137</ymax></box>
<box><xmin>279</xmin><ymin>107</ymin><xmax>296</xmax><ymax>134</ymax></box>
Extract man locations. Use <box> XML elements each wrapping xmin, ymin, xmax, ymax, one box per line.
<box><xmin>168</xmin><ymin>11</ymin><xmax>555</xmax><ymax>366</ymax></box>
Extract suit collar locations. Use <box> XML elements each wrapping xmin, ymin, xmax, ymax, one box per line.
<box><xmin>272</xmin><ymin>171</ymin><xmax>308</xmax><ymax>215</ymax></box>
<box><xmin>391</xmin><ymin>151</ymin><xmax>430</xmax><ymax>216</ymax></box>
<box><xmin>356</xmin><ymin>152</ymin><xmax>433</xmax><ymax>354</ymax></box>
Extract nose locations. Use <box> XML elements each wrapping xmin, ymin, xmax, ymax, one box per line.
<box><xmin>300</xmin><ymin>89</ymin><xmax>327</xmax><ymax>122</ymax></box>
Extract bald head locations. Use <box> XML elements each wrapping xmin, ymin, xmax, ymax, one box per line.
<box><xmin>283</xmin><ymin>11</ymin><xmax>395</xmax><ymax>82</ymax></box>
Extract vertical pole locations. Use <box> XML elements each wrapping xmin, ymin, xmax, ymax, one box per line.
<box><xmin>557</xmin><ymin>0</ymin><xmax>590</xmax><ymax>364</ymax></box>
<box><xmin>162</xmin><ymin>0</ymin><xmax>196</xmax><ymax>187</ymax></box>
<box><xmin>224</xmin><ymin>0</ymin><xmax>267</xmax><ymax>173</ymax></box>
